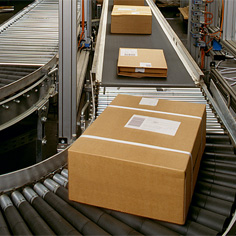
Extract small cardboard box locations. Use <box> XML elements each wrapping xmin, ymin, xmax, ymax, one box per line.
<box><xmin>117</xmin><ymin>48</ymin><xmax>168</xmax><ymax>78</ymax></box>
<box><xmin>68</xmin><ymin>95</ymin><xmax>206</xmax><ymax>224</ymax></box>
<box><xmin>114</xmin><ymin>0</ymin><xmax>144</xmax><ymax>5</ymax></box>
<box><xmin>111</xmin><ymin>5</ymin><xmax>152</xmax><ymax>34</ymax></box>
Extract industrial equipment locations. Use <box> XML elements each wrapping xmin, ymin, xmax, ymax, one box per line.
<box><xmin>0</xmin><ymin>0</ymin><xmax>236</xmax><ymax>235</ymax></box>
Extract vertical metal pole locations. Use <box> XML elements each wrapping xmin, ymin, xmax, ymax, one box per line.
<box><xmin>82</xmin><ymin>0</ymin><xmax>91</xmax><ymax>45</ymax></box>
<box><xmin>223</xmin><ymin>0</ymin><xmax>236</xmax><ymax>41</ymax></box>
<box><xmin>59</xmin><ymin>0</ymin><xmax>78</xmax><ymax>145</ymax></box>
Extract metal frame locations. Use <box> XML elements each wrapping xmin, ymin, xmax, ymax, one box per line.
<box><xmin>59</xmin><ymin>0</ymin><xmax>78</xmax><ymax>145</ymax></box>
<box><xmin>81</xmin><ymin>0</ymin><xmax>92</xmax><ymax>45</ymax></box>
<box><xmin>223</xmin><ymin>0</ymin><xmax>236</xmax><ymax>41</ymax></box>
<box><xmin>92</xmin><ymin>0</ymin><xmax>203</xmax><ymax>84</ymax></box>
<box><xmin>146</xmin><ymin>0</ymin><xmax>203</xmax><ymax>84</ymax></box>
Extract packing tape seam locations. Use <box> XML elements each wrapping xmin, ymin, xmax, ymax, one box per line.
<box><xmin>109</xmin><ymin>104</ymin><xmax>203</xmax><ymax>198</ymax></box>
<box><xmin>81</xmin><ymin>134</ymin><xmax>194</xmax><ymax>214</ymax></box>
<box><xmin>108</xmin><ymin>105</ymin><xmax>202</xmax><ymax>120</ymax></box>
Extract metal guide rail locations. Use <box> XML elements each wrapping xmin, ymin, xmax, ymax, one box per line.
<box><xmin>0</xmin><ymin>87</ymin><xmax>236</xmax><ymax>235</ymax></box>
<box><xmin>0</xmin><ymin>0</ymin><xmax>64</xmax><ymax>131</ymax></box>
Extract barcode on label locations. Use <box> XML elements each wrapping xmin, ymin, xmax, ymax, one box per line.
<box><xmin>127</xmin><ymin>116</ymin><xmax>145</xmax><ymax>127</ymax></box>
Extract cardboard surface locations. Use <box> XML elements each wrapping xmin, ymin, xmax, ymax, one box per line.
<box><xmin>117</xmin><ymin>48</ymin><xmax>168</xmax><ymax>78</ymax></box>
<box><xmin>68</xmin><ymin>94</ymin><xmax>206</xmax><ymax>224</ymax></box>
<box><xmin>111</xmin><ymin>5</ymin><xmax>152</xmax><ymax>34</ymax></box>
<box><xmin>113</xmin><ymin>0</ymin><xmax>144</xmax><ymax>5</ymax></box>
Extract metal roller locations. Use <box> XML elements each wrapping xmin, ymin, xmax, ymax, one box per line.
<box><xmin>0</xmin><ymin>206</ymin><xmax>11</xmax><ymax>235</ymax></box>
<box><xmin>44</xmin><ymin>179</ymin><xmax>144</xmax><ymax>235</ymax></box>
<box><xmin>192</xmin><ymin>193</ymin><xmax>234</xmax><ymax>218</ymax></box>
<box><xmin>11</xmin><ymin>191</ymin><xmax>55</xmax><ymax>236</ymax></box>
<box><xmin>0</xmin><ymin>194</ymin><xmax>32</xmax><ymax>235</ymax></box>
<box><xmin>103</xmin><ymin>209</ymin><xmax>179</xmax><ymax>236</ymax></box>
<box><xmin>195</xmin><ymin>181</ymin><xmax>236</xmax><ymax>203</ymax></box>
<box><xmin>22</xmin><ymin>187</ymin><xmax>81</xmax><ymax>236</ymax></box>
<box><xmin>34</xmin><ymin>183</ymin><xmax>110</xmax><ymax>235</ymax></box>
<box><xmin>158</xmin><ymin>220</ymin><xmax>218</xmax><ymax>235</ymax></box>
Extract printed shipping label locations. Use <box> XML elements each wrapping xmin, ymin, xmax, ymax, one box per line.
<box><xmin>135</xmin><ymin>68</ymin><xmax>145</xmax><ymax>73</ymax></box>
<box><xmin>120</xmin><ymin>49</ymin><xmax>138</xmax><ymax>57</ymax></box>
<box><xmin>125</xmin><ymin>115</ymin><xmax>181</xmax><ymax>136</ymax></box>
<box><xmin>140</xmin><ymin>62</ymin><xmax>152</xmax><ymax>67</ymax></box>
<box><xmin>118</xmin><ymin>8</ymin><xmax>136</xmax><ymax>11</ymax></box>
<box><xmin>139</xmin><ymin>98</ymin><xmax>159</xmax><ymax>106</ymax></box>
<box><xmin>131</xmin><ymin>12</ymin><xmax>140</xmax><ymax>14</ymax></box>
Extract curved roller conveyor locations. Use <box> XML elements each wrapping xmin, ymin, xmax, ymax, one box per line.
<box><xmin>0</xmin><ymin>0</ymin><xmax>236</xmax><ymax>235</ymax></box>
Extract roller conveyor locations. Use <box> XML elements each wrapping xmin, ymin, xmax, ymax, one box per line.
<box><xmin>0</xmin><ymin>87</ymin><xmax>236</xmax><ymax>235</ymax></box>
<box><xmin>0</xmin><ymin>0</ymin><xmax>61</xmax><ymax>131</ymax></box>
<box><xmin>0</xmin><ymin>0</ymin><xmax>58</xmax><ymax>66</ymax></box>
<box><xmin>0</xmin><ymin>0</ymin><xmax>236</xmax><ymax>235</ymax></box>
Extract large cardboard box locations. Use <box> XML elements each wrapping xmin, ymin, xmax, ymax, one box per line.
<box><xmin>68</xmin><ymin>95</ymin><xmax>206</xmax><ymax>224</ymax></box>
<box><xmin>117</xmin><ymin>48</ymin><xmax>168</xmax><ymax>78</ymax></box>
<box><xmin>111</xmin><ymin>5</ymin><xmax>152</xmax><ymax>34</ymax></box>
<box><xmin>114</xmin><ymin>0</ymin><xmax>144</xmax><ymax>5</ymax></box>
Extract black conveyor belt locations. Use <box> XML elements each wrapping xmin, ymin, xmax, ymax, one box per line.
<box><xmin>102</xmin><ymin>2</ymin><xmax>195</xmax><ymax>87</ymax></box>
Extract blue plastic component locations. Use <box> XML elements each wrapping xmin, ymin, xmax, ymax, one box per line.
<box><xmin>212</xmin><ymin>40</ymin><xmax>222</xmax><ymax>51</ymax></box>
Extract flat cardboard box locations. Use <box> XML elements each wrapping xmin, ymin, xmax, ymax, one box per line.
<box><xmin>111</xmin><ymin>5</ymin><xmax>152</xmax><ymax>34</ymax></box>
<box><xmin>117</xmin><ymin>48</ymin><xmax>168</xmax><ymax>78</ymax></box>
<box><xmin>114</xmin><ymin>0</ymin><xmax>144</xmax><ymax>5</ymax></box>
<box><xmin>68</xmin><ymin>95</ymin><xmax>206</xmax><ymax>224</ymax></box>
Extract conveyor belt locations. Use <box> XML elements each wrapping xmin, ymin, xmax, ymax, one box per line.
<box><xmin>0</xmin><ymin>88</ymin><xmax>236</xmax><ymax>235</ymax></box>
<box><xmin>101</xmin><ymin>1</ymin><xmax>196</xmax><ymax>87</ymax></box>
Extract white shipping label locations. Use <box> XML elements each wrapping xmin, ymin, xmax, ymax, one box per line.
<box><xmin>139</xmin><ymin>97</ymin><xmax>159</xmax><ymax>106</ymax></box>
<box><xmin>118</xmin><ymin>8</ymin><xmax>136</xmax><ymax>11</ymax></box>
<box><xmin>120</xmin><ymin>49</ymin><xmax>138</xmax><ymax>57</ymax></box>
<box><xmin>131</xmin><ymin>12</ymin><xmax>140</xmax><ymax>14</ymax></box>
<box><xmin>135</xmin><ymin>68</ymin><xmax>145</xmax><ymax>73</ymax></box>
<box><xmin>140</xmin><ymin>62</ymin><xmax>152</xmax><ymax>67</ymax></box>
<box><xmin>125</xmin><ymin>115</ymin><xmax>181</xmax><ymax>136</ymax></box>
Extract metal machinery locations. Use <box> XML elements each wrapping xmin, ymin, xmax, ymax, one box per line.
<box><xmin>188</xmin><ymin>0</ymin><xmax>236</xmax><ymax>122</ymax></box>
<box><xmin>0</xmin><ymin>0</ymin><xmax>236</xmax><ymax>235</ymax></box>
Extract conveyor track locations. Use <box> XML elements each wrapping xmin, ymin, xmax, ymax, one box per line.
<box><xmin>0</xmin><ymin>0</ymin><xmax>235</xmax><ymax>235</ymax></box>
<box><xmin>0</xmin><ymin>0</ymin><xmax>60</xmax><ymax>130</ymax></box>
<box><xmin>0</xmin><ymin>0</ymin><xmax>58</xmax><ymax>66</ymax></box>
<box><xmin>0</xmin><ymin>88</ymin><xmax>236</xmax><ymax>235</ymax></box>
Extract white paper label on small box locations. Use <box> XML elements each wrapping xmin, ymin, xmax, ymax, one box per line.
<box><xmin>125</xmin><ymin>115</ymin><xmax>181</xmax><ymax>136</ymax></box>
<box><xmin>135</xmin><ymin>68</ymin><xmax>145</xmax><ymax>73</ymax></box>
<box><xmin>140</xmin><ymin>62</ymin><xmax>152</xmax><ymax>67</ymax></box>
<box><xmin>120</xmin><ymin>49</ymin><xmax>138</xmax><ymax>57</ymax></box>
<box><xmin>139</xmin><ymin>98</ymin><xmax>159</xmax><ymax>106</ymax></box>
<box><xmin>118</xmin><ymin>8</ymin><xmax>136</xmax><ymax>11</ymax></box>
<box><xmin>131</xmin><ymin>12</ymin><xmax>140</xmax><ymax>14</ymax></box>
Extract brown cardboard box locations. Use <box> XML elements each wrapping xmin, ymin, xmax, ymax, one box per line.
<box><xmin>111</xmin><ymin>5</ymin><xmax>152</xmax><ymax>34</ymax></box>
<box><xmin>117</xmin><ymin>48</ymin><xmax>168</xmax><ymax>78</ymax></box>
<box><xmin>68</xmin><ymin>94</ymin><xmax>206</xmax><ymax>224</ymax></box>
<box><xmin>114</xmin><ymin>0</ymin><xmax>144</xmax><ymax>5</ymax></box>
